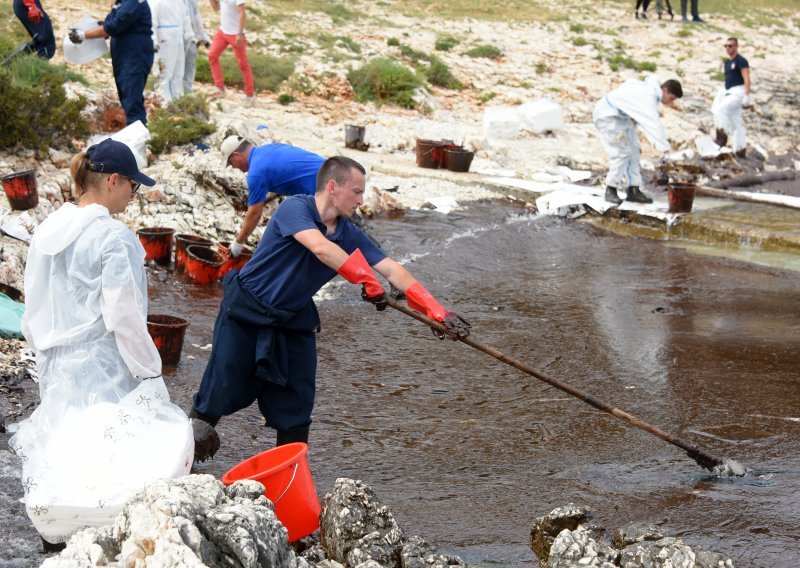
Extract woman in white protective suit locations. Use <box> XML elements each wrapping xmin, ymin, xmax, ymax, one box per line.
<box><xmin>9</xmin><ymin>139</ymin><xmax>193</xmax><ymax>551</ymax></box>
<box><xmin>151</xmin><ymin>0</ymin><xmax>195</xmax><ymax>102</ymax></box>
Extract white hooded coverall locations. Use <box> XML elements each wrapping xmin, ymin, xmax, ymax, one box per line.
<box><xmin>151</xmin><ymin>0</ymin><xmax>195</xmax><ymax>102</ymax></box>
<box><xmin>593</xmin><ymin>75</ymin><xmax>670</xmax><ymax>189</ymax></box>
<box><xmin>183</xmin><ymin>0</ymin><xmax>209</xmax><ymax>94</ymax></box>
<box><xmin>9</xmin><ymin>203</ymin><xmax>192</xmax><ymax>543</ymax></box>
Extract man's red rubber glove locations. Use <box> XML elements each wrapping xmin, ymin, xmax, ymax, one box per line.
<box><xmin>337</xmin><ymin>248</ymin><xmax>386</xmax><ymax>305</ymax></box>
<box><xmin>23</xmin><ymin>0</ymin><xmax>43</xmax><ymax>22</ymax></box>
<box><xmin>406</xmin><ymin>282</ymin><xmax>471</xmax><ymax>339</ymax></box>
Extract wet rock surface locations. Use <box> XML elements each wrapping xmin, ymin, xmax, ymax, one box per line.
<box><xmin>532</xmin><ymin>506</ymin><xmax>736</xmax><ymax>568</ymax></box>
<box><xmin>34</xmin><ymin>476</ymin><xmax>464</xmax><ymax>568</ymax></box>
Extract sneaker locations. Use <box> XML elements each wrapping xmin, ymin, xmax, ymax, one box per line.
<box><xmin>692</xmin><ymin>16</ymin><xmax>705</xmax><ymax>23</ymax></box>
<box><xmin>244</xmin><ymin>95</ymin><xmax>255</xmax><ymax>108</ymax></box>
<box><xmin>625</xmin><ymin>186</ymin><xmax>653</xmax><ymax>204</ymax></box>
<box><xmin>212</xmin><ymin>86</ymin><xmax>225</xmax><ymax>98</ymax></box>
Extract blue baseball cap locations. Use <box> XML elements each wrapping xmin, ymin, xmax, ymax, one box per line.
<box><xmin>85</xmin><ymin>139</ymin><xmax>156</xmax><ymax>187</ymax></box>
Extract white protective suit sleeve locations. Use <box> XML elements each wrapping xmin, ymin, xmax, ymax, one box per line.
<box><xmin>182</xmin><ymin>0</ymin><xmax>196</xmax><ymax>43</ymax></box>
<box><xmin>99</xmin><ymin>236</ymin><xmax>162</xmax><ymax>379</ymax></box>
<box><xmin>186</xmin><ymin>0</ymin><xmax>209</xmax><ymax>43</ymax></box>
<box><xmin>607</xmin><ymin>76</ymin><xmax>670</xmax><ymax>153</ymax></box>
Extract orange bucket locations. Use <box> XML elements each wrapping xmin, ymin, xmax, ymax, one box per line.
<box><xmin>137</xmin><ymin>227</ymin><xmax>175</xmax><ymax>265</ymax></box>
<box><xmin>217</xmin><ymin>241</ymin><xmax>254</xmax><ymax>279</ymax></box>
<box><xmin>146</xmin><ymin>314</ymin><xmax>189</xmax><ymax>366</ymax></box>
<box><xmin>175</xmin><ymin>234</ymin><xmax>213</xmax><ymax>270</ymax></box>
<box><xmin>185</xmin><ymin>245</ymin><xmax>224</xmax><ymax>284</ymax></box>
<box><xmin>221</xmin><ymin>443</ymin><xmax>320</xmax><ymax>542</ymax></box>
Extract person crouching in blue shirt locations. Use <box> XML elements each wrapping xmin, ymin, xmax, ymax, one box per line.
<box><xmin>220</xmin><ymin>135</ymin><xmax>326</xmax><ymax>258</ymax></box>
<box><xmin>189</xmin><ymin>156</ymin><xmax>471</xmax><ymax>459</ymax></box>
<box><xmin>68</xmin><ymin>0</ymin><xmax>154</xmax><ymax>126</ymax></box>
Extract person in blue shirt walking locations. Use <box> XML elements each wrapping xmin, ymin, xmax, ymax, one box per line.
<box><xmin>189</xmin><ymin>156</ymin><xmax>470</xmax><ymax>459</ymax></box>
<box><xmin>220</xmin><ymin>135</ymin><xmax>326</xmax><ymax>257</ymax></box>
<box><xmin>68</xmin><ymin>0</ymin><xmax>154</xmax><ymax>126</ymax></box>
<box><xmin>712</xmin><ymin>37</ymin><xmax>751</xmax><ymax>157</ymax></box>
<box><xmin>12</xmin><ymin>0</ymin><xmax>56</xmax><ymax>59</ymax></box>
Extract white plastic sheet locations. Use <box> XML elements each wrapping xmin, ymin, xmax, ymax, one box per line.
<box><xmin>86</xmin><ymin>120</ymin><xmax>150</xmax><ymax>169</ymax></box>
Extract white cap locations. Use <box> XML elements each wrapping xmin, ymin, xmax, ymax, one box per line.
<box><xmin>220</xmin><ymin>135</ymin><xmax>246</xmax><ymax>166</ymax></box>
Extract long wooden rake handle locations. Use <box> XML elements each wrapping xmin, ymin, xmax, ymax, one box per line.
<box><xmin>386</xmin><ymin>298</ymin><xmax>725</xmax><ymax>472</ymax></box>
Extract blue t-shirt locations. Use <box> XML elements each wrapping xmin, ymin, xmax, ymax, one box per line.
<box><xmin>246</xmin><ymin>143</ymin><xmax>325</xmax><ymax>206</ymax></box>
<box><xmin>724</xmin><ymin>54</ymin><xmax>749</xmax><ymax>90</ymax></box>
<box><xmin>239</xmin><ymin>195</ymin><xmax>386</xmax><ymax>311</ymax></box>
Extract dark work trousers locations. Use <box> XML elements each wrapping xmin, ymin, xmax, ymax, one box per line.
<box><xmin>192</xmin><ymin>272</ymin><xmax>320</xmax><ymax>433</ymax></box>
<box><xmin>12</xmin><ymin>0</ymin><xmax>55</xmax><ymax>59</ymax></box>
<box><xmin>681</xmin><ymin>0</ymin><xmax>699</xmax><ymax>19</ymax></box>
<box><xmin>110</xmin><ymin>33</ymin><xmax>154</xmax><ymax>125</ymax></box>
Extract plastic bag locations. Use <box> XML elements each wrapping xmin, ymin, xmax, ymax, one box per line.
<box><xmin>62</xmin><ymin>15</ymin><xmax>109</xmax><ymax>64</ymax></box>
<box><xmin>0</xmin><ymin>292</ymin><xmax>25</xmax><ymax>339</ymax></box>
<box><xmin>86</xmin><ymin>120</ymin><xmax>150</xmax><ymax>169</ymax></box>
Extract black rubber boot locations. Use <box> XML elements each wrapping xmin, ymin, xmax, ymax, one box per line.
<box><xmin>735</xmin><ymin>148</ymin><xmax>747</xmax><ymax>158</ymax></box>
<box><xmin>625</xmin><ymin>186</ymin><xmax>653</xmax><ymax>204</ymax></box>
<box><xmin>276</xmin><ymin>426</ymin><xmax>310</xmax><ymax>446</ymax></box>
<box><xmin>604</xmin><ymin>186</ymin><xmax>623</xmax><ymax>205</ymax></box>
<box><xmin>41</xmin><ymin>537</ymin><xmax>66</xmax><ymax>553</ymax></box>
<box><xmin>715</xmin><ymin>128</ymin><xmax>728</xmax><ymax>147</ymax></box>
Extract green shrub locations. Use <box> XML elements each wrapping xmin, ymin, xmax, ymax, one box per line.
<box><xmin>387</xmin><ymin>37</ymin><xmax>400</xmax><ymax>46</ymax></box>
<box><xmin>399</xmin><ymin>44</ymin><xmax>432</xmax><ymax>63</ymax></box>
<box><xmin>322</xmin><ymin>3</ymin><xmax>357</xmax><ymax>23</ymax></box>
<box><xmin>426</xmin><ymin>57</ymin><xmax>463</xmax><ymax>90</ymax></box>
<box><xmin>278</xmin><ymin>93</ymin><xmax>296</xmax><ymax>105</ymax></box>
<box><xmin>638</xmin><ymin>61</ymin><xmax>657</xmax><ymax>72</ymax></box>
<box><xmin>195</xmin><ymin>52</ymin><xmax>295</xmax><ymax>92</ymax></box>
<box><xmin>571</xmin><ymin>36</ymin><xmax>588</xmax><ymax>46</ymax></box>
<box><xmin>435</xmin><ymin>35</ymin><xmax>459</xmax><ymax>51</ymax></box>
<box><xmin>465</xmin><ymin>45</ymin><xmax>504</xmax><ymax>59</ymax></box>
<box><xmin>477</xmin><ymin>91</ymin><xmax>497</xmax><ymax>103</ymax></box>
<box><xmin>347</xmin><ymin>58</ymin><xmax>422</xmax><ymax>109</ymax></box>
<box><xmin>535</xmin><ymin>61</ymin><xmax>552</xmax><ymax>75</ymax></box>
<box><xmin>0</xmin><ymin>56</ymin><xmax>88</xmax><ymax>151</ymax></box>
<box><xmin>569</xmin><ymin>23</ymin><xmax>586</xmax><ymax>33</ymax></box>
<box><xmin>148</xmin><ymin>94</ymin><xmax>216</xmax><ymax>155</ymax></box>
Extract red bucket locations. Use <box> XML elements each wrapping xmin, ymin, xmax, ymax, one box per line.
<box><xmin>221</xmin><ymin>443</ymin><xmax>320</xmax><ymax>542</ymax></box>
<box><xmin>667</xmin><ymin>183</ymin><xmax>696</xmax><ymax>214</ymax></box>
<box><xmin>218</xmin><ymin>241</ymin><xmax>253</xmax><ymax>279</ymax></box>
<box><xmin>443</xmin><ymin>147</ymin><xmax>474</xmax><ymax>172</ymax></box>
<box><xmin>146</xmin><ymin>314</ymin><xmax>189</xmax><ymax>366</ymax></box>
<box><xmin>415</xmin><ymin>139</ymin><xmax>442</xmax><ymax>169</ymax></box>
<box><xmin>1</xmin><ymin>170</ymin><xmax>39</xmax><ymax>211</ymax></box>
<box><xmin>175</xmin><ymin>234</ymin><xmax>213</xmax><ymax>270</ymax></box>
<box><xmin>137</xmin><ymin>227</ymin><xmax>175</xmax><ymax>265</ymax></box>
<box><xmin>185</xmin><ymin>244</ymin><xmax>224</xmax><ymax>284</ymax></box>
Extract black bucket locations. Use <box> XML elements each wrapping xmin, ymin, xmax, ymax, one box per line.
<box><xmin>444</xmin><ymin>148</ymin><xmax>474</xmax><ymax>173</ymax></box>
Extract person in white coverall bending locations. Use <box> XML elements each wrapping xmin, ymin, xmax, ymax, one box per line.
<box><xmin>150</xmin><ymin>0</ymin><xmax>195</xmax><ymax>102</ymax></box>
<box><xmin>183</xmin><ymin>0</ymin><xmax>210</xmax><ymax>94</ymax></box>
<box><xmin>9</xmin><ymin>139</ymin><xmax>193</xmax><ymax>552</ymax></box>
<box><xmin>712</xmin><ymin>37</ymin><xmax>750</xmax><ymax>157</ymax></box>
<box><xmin>593</xmin><ymin>76</ymin><xmax>683</xmax><ymax>205</ymax></box>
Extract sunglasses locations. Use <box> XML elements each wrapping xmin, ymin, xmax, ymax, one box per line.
<box><xmin>724</xmin><ymin>44</ymin><xmax>735</xmax><ymax>48</ymax></box>
<box><xmin>121</xmin><ymin>175</ymin><xmax>142</xmax><ymax>195</ymax></box>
